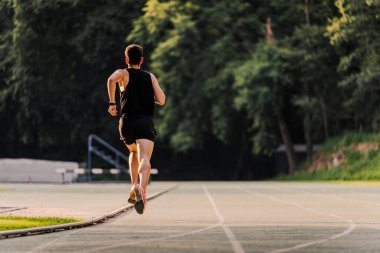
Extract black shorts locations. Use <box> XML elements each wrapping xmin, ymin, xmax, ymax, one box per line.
<box><xmin>119</xmin><ymin>116</ymin><xmax>156</xmax><ymax>145</ymax></box>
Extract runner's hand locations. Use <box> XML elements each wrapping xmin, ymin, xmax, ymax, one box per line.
<box><xmin>108</xmin><ymin>105</ymin><xmax>117</xmax><ymax>116</ymax></box>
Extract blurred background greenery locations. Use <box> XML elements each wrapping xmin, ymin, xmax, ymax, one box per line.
<box><xmin>1</xmin><ymin>0</ymin><xmax>380</xmax><ymax>180</ymax></box>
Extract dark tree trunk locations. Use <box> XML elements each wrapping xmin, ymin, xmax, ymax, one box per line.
<box><xmin>301</xmin><ymin>94</ymin><xmax>313</xmax><ymax>158</ymax></box>
<box><xmin>304</xmin><ymin>114</ymin><xmax>313</xmax><ymax>158</ymax></box>
<box><xmin>171</xmin><ymin>151</ymin><xmax>178</xmax><ymax>178</ymax></box>
<box><xmin>319</xmin><ymin>96</ymin><xmax>329</xmax><ymax>139</ymax></box>
<box><xmin>233</xmin><ymin>122</ymin><xmax>248</xmax><ymax>180</ymax></box>
<box><xmin>303</xmin><ymin>81</ymin><xmax>313</xmax><ymax>158</ymax></box>
<box><xmin>303</xmin><ymin>0</ymin><xmax>313</xmax><ymax>157</ymax></box>
<box><xmin>277</xmin><ymin>113</ymin><xmax>297</xmax><ymax>175</ymax></box>
<box><xmin>233</xmin><ymin>142</ymin><xmax>247</xmax><ymax>180</ymax></box>
<box><xmin>304</xmin><ymin>0</ymin><xmax>310</xmax><ymax>25</ymax></box>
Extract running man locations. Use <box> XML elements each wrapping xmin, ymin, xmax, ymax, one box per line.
<box><xmin>107</xmin><ymin>44</ymin><xmax>166</xmax><ymax>214</ymax></box>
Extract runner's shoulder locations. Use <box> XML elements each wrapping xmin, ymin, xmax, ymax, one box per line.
<box><xmin>140</xmin><ymin>69</ymin><xmax>153</xmax><ymax>75</ymax></box>
<box><xmin>120</xmin><ymin>68</ymin><xmax>129</xmax><ymax>75</ymax></box>
<box><xmin>145</xmin><ymin>71</ymin><xmax>157</xmax><ymax>80</ymax></box>
<box><xmin>112</xmin><ymin>68</ymin><xmax>128</xmax><ymax>77</ymax></box>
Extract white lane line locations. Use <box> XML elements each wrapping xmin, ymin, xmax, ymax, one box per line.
<box><xmin>329</xmin><ymin>194</ymin><xmax>380</xmax><ymax>206</ymax></box>
<box><xmin>285</xmin><ymin>188</ymin><xmax>380</xmax><ymax>233</ymax></box>
<box><xmin>202</xmin><ymin>185</ymin><xmax>245</xmax><ymax>253</ymax></box>
<box><xmin>236</xmin><ymin>186</ymin><xmax>356</xmax><ymax>253</ymax></box>
<box><xmin>279</xmin><ymin>186</ymin><xmax>380</xmax><ymax>206</ymax></box>
<box><xmin>284</xmin><ymin>186</ymin><xmax>380</xmax><ymax>207</ymax></box>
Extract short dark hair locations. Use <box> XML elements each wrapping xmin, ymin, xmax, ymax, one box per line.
<box><xmin>125</xmin><ymin>44</ymin><xmax>143</xmax><ymax>65</ymax></box>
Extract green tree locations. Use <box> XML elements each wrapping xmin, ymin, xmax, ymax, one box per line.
<box><xmin>232</xmin><ymin>0</ymin><xmax>338</xmax><ymax>172</ymax></box>
<box><xmin>287</xmin><ymin>26</ymin><xmax>341</xmax><ymax>157</ymax></box>
<box><xmin>0</xmin><ymin>0</ymin><xmax>17</xmax><ymax>156</ymax></box>
<box><xmin>0</xmin><ymin>0</ymin><xmax>143</xmax><ymax>160</ymax></box>
<box><xmin>234</xmin><ymin>42</ymin><xmax>298</xmax><ymax>174</ymax></box>
<box><xmin>129</xmin><ymin>0</ymin><xmax>267</xmax><ymax>178</ymax></box>
<box><xmin>327</xmin><ymin>0</ymin><xmax>380</xmax><ymax>131</ymax></box>
<box><xmin>129</xmin><ymin>0</ymin><xmax>256</xmax><ymax>148</ymax></box>
<box><xmin>129</xmin><ymin>0</ymin><xmax>340</xmax><ymax>176</ymax></box>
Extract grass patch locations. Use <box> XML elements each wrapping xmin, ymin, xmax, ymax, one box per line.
<box><xmin>0</xmin><ymin>188</ymin><xmax>13</xmax><ymax>192</ymax></box>
<box><xmin>322</xmin><ymin>132</ymin><xmax>380</xmax><ymax>153</ymax></box>
<box><xmin>0</xmin><ymin>216</ymin><xmax>82</xmax><ymax>231</ymax></box>
<box><xmin>277</xmin><ymin>132</ymin><xmax>380</xmax><ymax>181</ymax></box>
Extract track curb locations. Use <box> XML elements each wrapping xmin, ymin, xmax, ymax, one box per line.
<box><xmin>0</xmin><ymin>184</ymin><xmax>178</xmax><ymax>239</ymax></box>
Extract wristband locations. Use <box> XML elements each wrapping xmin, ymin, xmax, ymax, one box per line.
<box><xmin>109</xmin><ymin>102</ymin><xmax>116</xmax><ymax>106</ymax></box>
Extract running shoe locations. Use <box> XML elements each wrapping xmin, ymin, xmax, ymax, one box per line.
<box><xmin>134</xmin><ymin>186</ymin><xmax>146</xmax><ymax>214</ymax></box>
<box><xmin>128</xmin><ymin>184</ymin><xmax>138</xmax><ymax>204</ymax></box>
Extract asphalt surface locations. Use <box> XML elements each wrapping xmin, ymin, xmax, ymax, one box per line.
<box><xmin>0</xmin><ymin>183</ymin><xmax>174</xmax><ymax>219</ymax></box>
<box><xmin>1</xmin><ymin>182</ymin><xmax>380</xmax><ymax>253</ymax></box>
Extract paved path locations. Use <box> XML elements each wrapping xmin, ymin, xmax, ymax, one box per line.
<box><xmin>1</xmin><ymin>182</ymin><xmax>380</xmax><ymax>253</ymax></box>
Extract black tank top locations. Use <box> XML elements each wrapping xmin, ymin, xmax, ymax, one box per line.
<box><xmin>120</xmin><ymin>68</ymin><xmax>154</xmax><ymax>118</ymax></box>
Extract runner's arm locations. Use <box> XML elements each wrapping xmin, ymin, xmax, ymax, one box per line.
<box><xmin>150</xmin><ymin>74</ymin><xmax>166</xmax><ymax>105</ymax></box>
<box><xmin>107</xmin><ymin>69</ymin><xmax>124</xmax><ymax>116</ymax></box>
<box><xmin>107</xmin><ymin>69</ymin><xmax>124</xmax><ymax>103</ymax></box>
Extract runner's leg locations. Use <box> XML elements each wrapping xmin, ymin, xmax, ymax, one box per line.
<box><xmin>127</xmin><ymin>143</ymin><xmax>139</xmax><ymax>185</ymax></box>
<box><xmin>136</xmin><ymin>139</ymin><xmax>154</xmax><ymax>191</ymax></box>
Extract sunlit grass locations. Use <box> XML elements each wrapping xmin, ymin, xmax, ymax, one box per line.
<box><xmin>322</xmin><ymin>132</ymin><xmax>380</xmax><ymax>153</ymax></box>
<box><xmin>0</xmin><ymin>216</ymin><xmax>82</xmax><ymax>231</ymax></box>
<box><xmin>277</xmin><ymin>132</ymin><xmax>380</xmax><ymax>181</ymax></box>
<box><xmin>0</xmin><ymin>188</ymin><xmax>13</xmax><ymax>192</ymax></box>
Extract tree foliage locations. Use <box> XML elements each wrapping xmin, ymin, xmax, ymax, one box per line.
<box><xmin>0</xmin><ymin>0</ymin><xmax>143</xmax><ymax>159</ymax></box>
<box><xmin>234</xmin><ymin>42</ymin><xmax>295</xmax><ymax>154</ymax></box>
<box><xmin>129</xmin><ymin>0</ymin><xmax>262</xmax><ymax>152</ymax></box>
<box><xmin>327</xmin><ymin>0</ymin><xmax>380</xmax><ymax>130</ymax></box>
<box><xmin>0</xmin><ymin>0</ymin><xmax>379</xmax><ymax>178</ymax></box>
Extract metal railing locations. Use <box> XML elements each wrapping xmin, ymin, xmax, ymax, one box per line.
<box><xmin>87</xmin><ymin>134</ymin><xmax>129</xmax><ymax>181</ymax></box>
